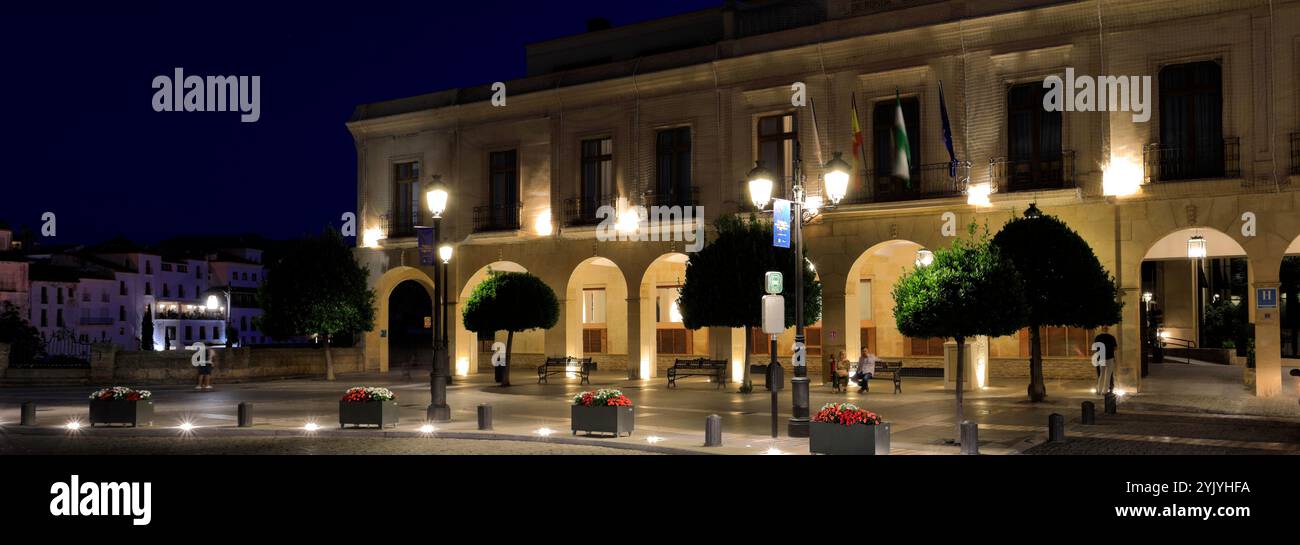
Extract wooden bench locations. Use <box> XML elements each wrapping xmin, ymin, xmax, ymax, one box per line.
<box><xmin>537</xmin><ymin>357</ymin><xmax>593</xmax><ymax>385</ymax></box>
<box><xmin>830</xmin><ymin>360</ymin><xmax>904</xmax><ymax>394</ymax></box>
<box><xmin>667</xmin><ymin>358</ymin><xmax>727</xmax><ymax>389</ymax></box>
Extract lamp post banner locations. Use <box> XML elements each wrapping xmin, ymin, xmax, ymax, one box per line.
<box><xmin>773</xmin><ymin>198</ymin><xmax>792</xmax><ymax>248</ymax></box>
<box><xmin>416</xmin><ymin>226</ymin><xmax>435</xmax><ymax>265</ymax></box>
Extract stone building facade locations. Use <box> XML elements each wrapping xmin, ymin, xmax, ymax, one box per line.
<box><xmin>349</xmin><ymin>0</ymin><xmax>1300</xmax><ymax>397</ymax></box>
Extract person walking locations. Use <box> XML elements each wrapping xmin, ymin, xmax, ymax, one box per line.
<box><xmin>1093</xmin><ymin>326</ymin><xmax>1118</xmax><ymax>395</ymax></box>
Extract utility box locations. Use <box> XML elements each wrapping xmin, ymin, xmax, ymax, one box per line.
<box><xmin>762</xmin><ymin>295</ymin><xmax>784</xmax><ymax>335</ymax></box>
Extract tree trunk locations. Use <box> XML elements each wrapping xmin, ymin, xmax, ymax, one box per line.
<box><xmin>1028</xmin><ymin>324</ymin><xmax>1046</xmax><ymax>402</ymax></box>
<box><xmin>742</xmin><ymin>327</ymin><xmax>753</xmax><ymax>391</ymax></box>
<box><xmin>501</xmin><ymin>330</ymin><xmax>513</xmax><ymax>387</ymax></box>
<box><xmin>955</xmin><ymin>335</ymin><xmax>965</xmax><ymax>440</ymax></box>
<box><xmin>324</xmin><ymin>335</ymin><xmax>336</xmax><ymax>381</ymax></box>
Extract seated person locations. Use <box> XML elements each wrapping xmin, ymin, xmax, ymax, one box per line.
<box><xmin>852</xmin><ymin>347</ymin><xmax>877</xmax><ymax>393</ymax></box>
<box><xmin>831</xmin><ymin>350</ymin><xmax>850</xmax><ymax>391</ymax></box>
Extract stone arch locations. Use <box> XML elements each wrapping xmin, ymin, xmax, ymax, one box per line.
<box><xmin>455</xmin><ymin>261</ymin><xmax>531</xmax><ymax>375</ymax></box>
<box><xmin>373</xmin><ymin>266</ymin><xmax>436</xmax><ymax>374</ymax></box>
<box><xmin>564</xmin><ymin>257</ymin><xmax>629</xmax><ymax>370</ymax></box>
<box><xmin>843</xmin><ymin>239</ymin><xmax>928</xmax><ymax>363</ymax></box>
<box><xmin>633</xmin><ymin>252</ymin><xmax>692</xmax><ymax>379</ymax></box>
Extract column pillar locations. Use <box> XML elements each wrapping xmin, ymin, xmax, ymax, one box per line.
<box><xmin>1252</xmin><ymin>281</ymin><xmax>1282</xmax><ymax>397</ymax></box>
<box><xmin>626</xmin><ymin>296</ymin><xmax>643</xmax><ymax>379</ymax></box>
<box><xmin>1116</xmin><ymin>287</ymin><xmax>1142</xmax><ymax>394</ymax></box>
<box><xmin>820</xmin><ymin>289</ymin><xmax>847</xmax><ymax>383</ymax></box>
<box><xmin>545</xmin><ymin>297</ymin><xmax>569</xmax><ymax>359</ymax></box>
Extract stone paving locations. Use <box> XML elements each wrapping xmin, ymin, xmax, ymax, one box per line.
<box><xmin>1</xmin><ymin>365</ymin><xmax>1298</xmax><ymax>455</ymax></box>
<box><xmin>0</xmin><ymin>435</ymin><xmax>647</xmax><ymax>455</ymax></box>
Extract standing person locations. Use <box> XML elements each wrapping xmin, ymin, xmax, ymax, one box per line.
<box><xmin>1094</xmin><ymin>326</ymin><xmax>1118</xmax><ymax>395</ymax></box>
<box><xmin>193</xmin><ymin>344</ymin><xmax>215</xmax><ymax>391</ymax></box>
<box><xmin>853</xmin><ymin>346</ymin><xmax>878</xmax><ymax>393</ymax></box>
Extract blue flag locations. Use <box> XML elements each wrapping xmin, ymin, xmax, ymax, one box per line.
<box><xmin>939</xmin><ymin>80</ymin><xmax>958</xmax><ymax>178</ymax></box>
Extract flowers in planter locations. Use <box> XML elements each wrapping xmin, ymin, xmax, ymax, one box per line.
<box><xmin>572</xmin><ymin>388</ymin><xmax>633</xmax><ymax>407</ymax></box>
<box><xmin>89</xmin><ymin>387</ymin><xmax>152</xmax><ymax>401</ymax></box>
<box><xmin>812</xmin><ymin>402</ymin><xmax>881</xmax><ymax>426</ymax></box>
<box><xmin>341</xmin><ymin>387</ymin><xmax>397</xmax><ymax>403</ymax></box>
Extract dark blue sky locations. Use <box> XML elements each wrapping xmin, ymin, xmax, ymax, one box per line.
<box><xmin>0</xmin><ymin>1</ymin><xmax>717</xmax><ymax>245</ymax></box>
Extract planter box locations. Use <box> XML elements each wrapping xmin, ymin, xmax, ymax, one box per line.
<box><xmin>89</xmin><ymin>399</ymin><xmax>154</xmax><ymax>427</ymax></box>
<box><xmin>570</xmin><ymin>405</ymin><xmax>634</xmax><ymax>437</ymax></box>
<box><xmin>339</xmin><ymin>400</ymin><xmax>399</xmax><ymax>429</ymax></box>
<box><xmin>810</xmin><ymin>421</ymin><xmax>890</xmax><ymax>455</ymax></box>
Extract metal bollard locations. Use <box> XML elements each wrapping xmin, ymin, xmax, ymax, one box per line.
<box><xmin>237</xmin><ymin>403</ymin><xmax>253</xmax><ymax>427</ymax></box>
<box><xmin>20</xmin><ymin>402</ymin><xmax>36</xmax><ymax>426</ymax></box>
<box><xmin>1048</xmin><ymin>413</ymin><xmax>1066</xmax><ymax>442</ymax></box>
<box><xmin>1081</xmin><ymin>401</ymin><xmax>1096</xmax><ymax>425</ymax></box>
<box><xmin>1104</xmin><ymin>392</ymin><xmax>1118</xmax><ymax>415</ymax></box>
<box><xmin>477</xmin><ymin>404</ymin><xmax>493</xmax><ymax>430</ymax></box>
<box><xmin>959</xmin><ymin>420</ymin><xmax>979</xmax><ymax>455</ymax></box>
<box><xmin>704</xmin><ymin>414</ymin><xmax>722</xmax><ymax>447</ymax></box>
<box><xmin>875</xmin><ymin>421</ymin><xmax>891</xmax><ymax>455</ymax></box>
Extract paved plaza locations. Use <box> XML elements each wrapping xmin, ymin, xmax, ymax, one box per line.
<box><xmin>2</xmin><ymin>363</ymin><xmax>1298</xmax><ymax>455</ymax></box>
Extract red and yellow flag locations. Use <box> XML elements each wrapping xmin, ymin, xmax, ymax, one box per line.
<box><xmin>850</xmin><ymin>93</ymin><xmax>865</xmax><ymax>190</ymax></box>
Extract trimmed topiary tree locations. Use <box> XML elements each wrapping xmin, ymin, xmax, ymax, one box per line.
<box><xmin>992</xmin><ymin>209</ymin><xmax>1122</xmax><ymax>402</ymax></box>
<box><xmin>893</xmin><ymin>224</ymin><xmax>1026</xmax><ymax>438</ymax></box>
<box><xmin>462</xmin><ymin>271</ymin><xmax>559</xmax><ymax>387</ymax></box>
<box><xmin>140</xmin><ymin>304</ymin><xmax>154</xmax><ymax>351</ymax></box>
<box><xmin>0</xmin><ymin>302</ymin><xmax>43</xmax><ymax>364</ymax></box>
<box><xmin>678</xmin><ymin>214</ymin><xmax>821</xmax><ymax>392</ymax></box>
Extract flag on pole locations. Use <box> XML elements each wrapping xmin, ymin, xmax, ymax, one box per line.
<box><xmin>808</xmin><ymin>97</ymin><xmax>825</xmax><ymax>169</ymax></box>
<box><xmin>850</xmin><ymin>93</ymin><xmax>865</xmax><ymax>192</ymax></box>
<box><xmin>892</xmin><ymin>89</ymin><xmax>912</xmax><ymax>187</ymax></box>
<box><xmin>939</xmin><ymin>80</ymin><xmax>959</xmax><ymax>178</ymax></box>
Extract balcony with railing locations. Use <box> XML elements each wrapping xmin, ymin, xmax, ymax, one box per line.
<box><xmin>644</xmin><ymin>186</ymin><xmax>700</xmax><ymax>208</ymax></box>
<box><xmin>473</xmin><ymin>203</ymin><xmax>522</xmax><ymax>233</ymax></box>
<box><xmin>841</xmin><ymin>163</ymin><xmax>963</xmax><ymax>205</ymax></box>
<box><xmin>562</xmin><ymin>195</ymin><xmax>616</xmax><ymax>227</ymax></box>
<box><xmin>380</xmin><ymin>213</ymin><xmax>417</xmax><ymax>239</ymax></box>
<box><xmin>989</xmin><ymin>150</ymin><xmax>1076</xmax><ymax>193</ymax></box>
<box><xmin>1290</xmin><ymin>133</ymin><xmax>1300</xmax><ymax>176</ymax></box>
<box><xmin>1142</xmin><ymin>138</ymin><xmax>1240</xmax><ymax>183</ymax></box>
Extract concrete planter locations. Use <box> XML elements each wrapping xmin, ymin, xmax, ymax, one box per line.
<box><xmin>810</xmin><ymin>421</ymin><xmax>889</xmax><ymax>455</ymax></box>
<box><xmin>339</xmin><ymin>400</ymin><xmax>399</xmax><ymax>429</ymax></box>
<box><xmin>570</xmin><ymin>405</ymin><xmax>634</xmax><ymax>437</ymax></box>
<box><xmin>89</xmin><ymin>399</ymin><xmax>154</xmax><ymax>427</ymax></box>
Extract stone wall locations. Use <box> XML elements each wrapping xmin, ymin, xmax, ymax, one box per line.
<box><xmin>989</xmin><ymin>357</ymin><xmax>1096</xmax><ymax>381</ymax></box>
<box><xmin>0</xmin><ymin>345</ymin><xmax>363</xmax><ymax>386</ymax></box>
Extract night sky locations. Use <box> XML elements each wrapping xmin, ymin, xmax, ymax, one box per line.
<box><xmin>0</xmin><ymin>1</ymin><xmax>717</xmax><ymax>245</ymax></box>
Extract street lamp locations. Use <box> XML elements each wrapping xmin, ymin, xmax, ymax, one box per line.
<box><xmin>427</xmin><ymin>177</ymin><xmax>452</xmax><ymax>422</ymax></box>
<box><xmin>1186</xmin><ymin>234</ymin><xmax>1207</xmax><ymax>259</ymax></box>
<box><xmin>746</xmin><ymin>147</ymin><xmax>851</xmax><ymax>438</ymax></box>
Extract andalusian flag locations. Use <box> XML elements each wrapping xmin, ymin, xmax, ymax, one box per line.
<box><xmin>850</xmin><ymin>94</ymin><xmax>865</xmax><ymax>190</ymax></box>
<box><xmin>892</xmin><ymin>90</ymin><xmax>912</xmax><ymax>187</ymax></box>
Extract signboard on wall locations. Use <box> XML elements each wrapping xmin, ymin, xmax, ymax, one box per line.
<box><xmin>1257</xmin><ymin>287</ymin><xmax>1278</xmax><ymax>309</ymax></box>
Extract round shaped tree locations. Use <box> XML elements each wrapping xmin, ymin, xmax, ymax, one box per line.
<box><xmin>992</xmin><ymin>210</ymin><xmax>1122</xmax><ymax>402</ymax></box>
<box><xmin>893</xmin><ymin>225</ymin><xmax>1026</xmax><ymax>437</ymax></box>
<box><xmin>678</xmin><ymin>215</ymin><xmax>821</xmax><ymax>391</ymax></box>
<box><xmin>462</xmin><ymin>271</ymin><xmax>559</xmax><ymax>387</ymax></box>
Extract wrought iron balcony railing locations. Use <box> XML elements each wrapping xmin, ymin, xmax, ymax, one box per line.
<box><xmin>380</xmin><ymin>213</ymin><xmax>417</xmax><ymax>239</ymax></box>
<box><xmin>562</xmin><ymin>195</ymin><xmax>616</xmax><ymax>227</ymax></box>
<box><xmin>989</xmin><ymin>150</ymin><xmax>1076</xmax><ymax>193</ymax></box>
<box><xmin>841</xmin><ymin>163</ymin><xmax>963</xmax><ymax>205</ymax></box>
<box><xmin>1290</xmin><ymin>133</ymin><xmax>1300</xmax><ymax>176</ymax></box>
<box><xmin>1143</xmin><ymin>137</ymin><xmax>1241</xmax><ymax>183</ymax></box>
<box><xmin>644</xmin><ymin>186</ymin><xmax>700</xmax><ymax>208</ymax></box>
<box><xmin>473</xmin><ymin>203</ymin><xmax>522</xmax><ymax>233</ymax></box>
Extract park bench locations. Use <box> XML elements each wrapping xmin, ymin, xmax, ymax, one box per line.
<box><xmin>537</xmin><ymin>356</ymin><xmax>593</xmax><ymax>385</ymax></box>
<box><xmin>830</xmin><ymin>360</ymin><xmax>904</xmax><ymax>394</ymax></box>
<box><xmin>667</xmin><ymin>358</ymin><xmax>727</xmax><ymax>389</ymax></box>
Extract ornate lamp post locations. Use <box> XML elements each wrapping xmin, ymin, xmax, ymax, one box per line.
<box><xmin>748</xmin><ymin>150</ymin><xmax>852</xmax><ymax>437</ymax></box>
<box><xmin>426</xmin><ymin>177</ymin><xmax>452</xmax><ymax>422</ymax></box>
